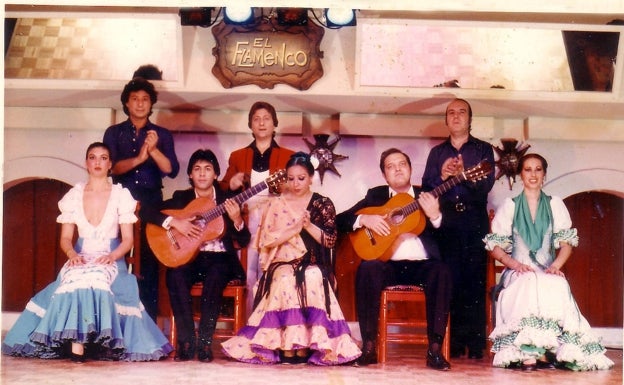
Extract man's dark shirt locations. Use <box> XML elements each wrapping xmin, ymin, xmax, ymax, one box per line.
<box><xmin>422</xmin><ymin>135</ymin><xmax>494</xmax><ymax>227</ymax></box>
<box><xmin>103</xmin><ymin>119</ymin><xmax>179</xmax><ymax>199</ymax></box>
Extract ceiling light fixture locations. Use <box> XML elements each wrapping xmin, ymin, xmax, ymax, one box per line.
<box><xmin>224</xmin><ymin>6</ymin><xmax>255</xmax><ymax>25</ymax></box>
<box><xmin>324</xmin><ymin>9</ymin><xmax>356</xmax><ymax>28</ymax></box>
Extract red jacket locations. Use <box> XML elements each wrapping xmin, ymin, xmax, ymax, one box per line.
<box><xmin>219</xmin><ymin>144</ymin><xmax>294</xmax><ymax>192</ymax></box>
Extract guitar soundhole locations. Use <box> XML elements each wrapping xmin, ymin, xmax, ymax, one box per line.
<box><xmin>388</xmin><ymin>209</ymin><xmax>405</xmax><ymax>225</ymax></box>
<box><xmin>192</xmin><ymin>216</ymin><xmax>208</xmax><ymax>230</ymax></box>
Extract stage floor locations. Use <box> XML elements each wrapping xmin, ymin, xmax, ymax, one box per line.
<box><xmin>1</xmin><ymin>343</ymin><xmax>621</xmax><ymax>385</ymax></box>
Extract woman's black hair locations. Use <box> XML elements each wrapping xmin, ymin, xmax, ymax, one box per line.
<box><xmin>85</xmin><ymin>142</ymin><xmax>111</xmax><ymax>159</ymax></box>
<box><xmin>286</xmin><ymin>151</ymin><xmax>315</xmax><ymax>176</ymax></box>
<box><xmin>518</xmin><ymin>153</ymin><xmax>548</xmax><ymax>174</ymax></box>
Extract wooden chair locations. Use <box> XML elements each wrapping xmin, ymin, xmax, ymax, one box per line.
<box><xmin>485</xmin><ymin>209</ymin><xmax>504</xmax><ymax>356</ymax></box>
<box><xmin>169</xmin><ymin>248</ymin><xmax>247</xmax><ymax>349</ymax></box>
<box><xmin>378</xmin><ymin>285</ymin><xmax>451</xmax><ymax>363</ymax></box>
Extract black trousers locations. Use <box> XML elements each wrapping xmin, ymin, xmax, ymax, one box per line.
<box><xmin>134</xmin><ymin>187</ymin><xmax>164</xmax><ymax>322</ymax></box>
<box><xmin>166</xmin><ymin>251</ymin><xmax>245</xmax><ymax>348</ymax></box>
<box><xmin>356</xmin><ymin>259</ymin><xmax>452</xmax><ymax>345</ymax></box>
<box><xmin>440</xmin><ymin>225</ymin><xmax>488</xmax><ymax>354</ymax></box>
<box><xmin>138</xmin><ymin>221</ymin><xmax>160</xmax><ymax>321</ymax></box>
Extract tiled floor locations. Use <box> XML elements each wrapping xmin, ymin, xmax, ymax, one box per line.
<box><xmin>1</xmin><ymin>345</ymin><xmax>621</xmax><ymax>385</ymax></box>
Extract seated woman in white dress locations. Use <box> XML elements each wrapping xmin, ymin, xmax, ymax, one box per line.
<box><xmin>222</xmin><ymin>152</ymin><xmax>361</xmax><ymax>365</ymax></box>
<box><xmin>484</xmin><ymin>153</ymin><xmax>613</xmax><ymax>371</ymax></box>
<box><xmin>2</xmin><ymin>142</ymin><xmax>173</xmax><ymax>363</ymax></box>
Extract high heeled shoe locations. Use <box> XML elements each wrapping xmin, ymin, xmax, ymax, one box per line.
<box><xmin>521</xmin><ymin>361</ymin><xmax>537</xmax><ymax>371</ymax></box>
<box><xmin>70</xmin><ymin>352</ymin><xmax>86</xmax><ymax>364</ymax></box>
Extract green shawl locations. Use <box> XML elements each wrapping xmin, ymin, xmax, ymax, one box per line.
<box><xmin>512</xmin><ymin>191</ymin><xmax>554</xmax><ymax>269</ymax></box>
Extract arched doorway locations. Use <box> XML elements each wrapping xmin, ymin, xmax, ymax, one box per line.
<box><xmin>2</xmin><ymin>178</ymin><xmax>71</xmax><ymax>311</ymax></box>
<box><xmin>563</xmin><ymin>191</ymin><xmax>623</xmax><ymax>330</ymax></box>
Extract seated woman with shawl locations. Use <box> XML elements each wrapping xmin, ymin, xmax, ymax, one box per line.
<box><xmin>222</xmin><ymin>152</ymin><xmax>361</xmax><ymax>365</ymax></box>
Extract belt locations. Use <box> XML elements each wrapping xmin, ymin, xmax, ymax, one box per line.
<box><xmin>442</xmin><ymin>202</ymin><xmax>485</xmax><ymax>213</ymax></box>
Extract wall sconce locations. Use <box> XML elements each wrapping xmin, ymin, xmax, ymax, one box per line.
<box><xmin>224</xmin><ymin>6</ymin><xmax>255</xmax><ymax>25</ymax></box>
<box><xmin>179</xmin><ymin>7</ymin><xmax>216</xmax><ymax>27</ymax></box>
<box><xmin>324</xmin><ymin>9</ymin><xmax>356</xmax><ymax>28</ymax></box>
<box><xmin>277</xmin><ymin>8</ymin><xmax>308</xmax><ymax>26</ymax></box>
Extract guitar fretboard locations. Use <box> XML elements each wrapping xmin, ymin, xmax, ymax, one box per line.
<box><xmin>401</xmin><ymin>173</ymin><xmax>468</xmax><ymax>216</ymax></box>
<box><xmin>199</xmin><ymin>181</ymin><xmax>269</xmax><ymax>222</ymax></box>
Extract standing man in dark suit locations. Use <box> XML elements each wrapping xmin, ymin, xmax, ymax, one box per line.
<box><xmin>103</xmin><ymin>77</ymin><xmax>180</xmax><ymax>321</ymax></box>
<box><xmin>142</xmin><ymin>149</ymin><xmax>249</xmax><ymax>362</ymax></box>
<box><xmin>422</xmin><ymin>98</ymin><xmax>495</xmax><ymax>360</ymax></box>
<box><xmin>336</xmin><ymin>148</ymin><xmax>452</xmax><ymax>370</ymax></box>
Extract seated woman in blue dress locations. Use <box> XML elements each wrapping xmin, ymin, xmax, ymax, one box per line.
<box><xmin>2</xmin><ymin>142</ymin><xmax>173</xmax><ymax>363</ymax></box>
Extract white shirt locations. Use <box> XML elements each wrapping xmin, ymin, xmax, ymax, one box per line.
<box><xmin>354</xmin><ymin>186</ymin><xmax>441</xmax><ymax>261</ymax></box>
<box><xmin>162</xmin><ymin>186</ymin><xmax>245</xmax><ymax>253</ymax></box>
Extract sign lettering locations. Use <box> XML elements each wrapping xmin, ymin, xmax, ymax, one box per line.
<box><xmin>212</xmin><ymin>20</ymin><xmax>324</xmax><ymax>90</ymax></box>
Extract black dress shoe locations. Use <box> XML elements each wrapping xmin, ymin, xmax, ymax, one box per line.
<box><xmin>355</xmin><ymin>340</ymin><xmax>378</xmax><ymax>366</ymax></box>
<box><xmin>197</xmin><ymin>344</ymin><xmax>213</xmax><ymax>363</ymax></box>
<box><xmin>174</xmin><ymin>342</ymin><xmax>195</xmax><ymax>362</ymax></box>
<box><xmin>426</xmin><ymin>350</ymin><xmax>451</xmax><ymax>371</ymax></box>
<box><xmin>355</xmin><ymin>350</ymin><xmax>378</xmax><ymax>366</ymax></box>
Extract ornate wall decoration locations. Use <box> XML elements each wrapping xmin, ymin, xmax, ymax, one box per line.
<box><xmin>303</xmin><ymin>134</ymin><xmax>348</xmax><ymax>184</ymax></box>
<box><xmin>493</xmin><ymin>138</ymin><xmax>531</xmax><ymax>190</ymax></box>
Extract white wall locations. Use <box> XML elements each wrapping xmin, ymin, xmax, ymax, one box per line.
<box><xmin>5</xmin><ymin>111</ymin><xmax>624</xmax><ymax>211</ymax></box>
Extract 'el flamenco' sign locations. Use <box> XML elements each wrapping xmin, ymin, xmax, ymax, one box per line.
<box><xmin>212</xmin><ymin>19</ymin><xmax>324</xmax><ymax>90</ymax></box>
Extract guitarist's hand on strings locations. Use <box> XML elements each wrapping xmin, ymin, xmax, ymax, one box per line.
<box><xmin>359</xmin><ymin>214</ymin><xmax>391</xmax><ymax>237</ymax></box>
<box><xmin>170</xmin><ymin>217</ymin><xmax>201</xmax><ymax>239</ymax></box>
<box><xmin>418</xmin><ymin>192</ymin><xmax>442</xmax><ymax>222</ymax></box>
<box><xmin>224</xmin><ymin>198</ymin><xmax>245</xmax><ymax>229</ymax></box>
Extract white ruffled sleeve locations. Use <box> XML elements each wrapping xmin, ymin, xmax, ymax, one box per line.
<box><xmin>550</xmin><ymin>196</ymin><xmax>579</xmax><ymax>248</ymax></box>
<box><xmin>483</xmin><ymin>197</ymin><xmax>515</xmax><ymax>253</ymax></box>
<box><xmin>56</xmin><ymin>184</ymin><xmax>82</xmax><ymax>224</ymax></box>
<box><xmin>117</xmin><ymin>185</ymin><xmax>138</xmax><ymax>224</ymax></box>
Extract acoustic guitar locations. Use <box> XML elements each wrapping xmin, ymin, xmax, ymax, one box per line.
<box><xmin>146</xmin><ymin>170</ymin><xmax>287</xmax><ymax>268</ymax></box>
<box><xmin>349</xmin><ymin>161</ymin><xmax>492</xmax><ymax>261</ymax></box>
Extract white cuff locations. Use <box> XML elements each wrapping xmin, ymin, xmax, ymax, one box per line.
<box><xmin>162</xmin><ymin>216</ymin><xmax>173</xmax><ymax>230</ymax></box>
<box><xmin>430</xmin><ymin>214</ymin><xmax>442</xmax><ymax>228</ymax></box>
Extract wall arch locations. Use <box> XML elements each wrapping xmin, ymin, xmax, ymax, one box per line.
<box><xmin>544</xmin><ymin>168</ymin><xmax>624</xmax><ymax>199</ymax></box>
<box><xmin>4</xmin><ymin>156</ymin><xmax>86</xmax><ymax>190</ymax></box>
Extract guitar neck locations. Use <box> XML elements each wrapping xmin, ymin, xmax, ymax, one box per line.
<box><xmin>401</xmin><ymin>173</ymin><xmax>468</xmax><ymax>215</ymax></box>
<box><xmin>200</xmin><ymin>181</ymin><xmax>268</xmax><ymax>222</ymax></box>
<box><xmin>430</xmin><ymin>172</ymin><xmax>467</xmax><ymax>198</ymax></box>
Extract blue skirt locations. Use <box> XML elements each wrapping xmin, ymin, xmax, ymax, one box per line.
<box><xmin>2</xmin><ymin>258</ymin><xmax>172</xmax><ymax>361</ymax></box>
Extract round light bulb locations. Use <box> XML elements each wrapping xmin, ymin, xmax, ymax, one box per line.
<box><xmin>326</xmin><ymin>9</ymin><xmax>354</xmax><ymax>26</ymax></box>
<box><xmin>225</xmin><ymin>6</ymin><xmax>253</xmax><ymax>23</ymax></box>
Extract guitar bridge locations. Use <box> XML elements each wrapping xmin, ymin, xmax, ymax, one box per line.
<box><xmin>167</xmin><ymin>230</ymin><xmax>181</xmax><ymax>250</ymax></box>
<box><xmin>365</xmin><ymin>228</ymin><xmax>377</xmax><ymax>246</ymax></box>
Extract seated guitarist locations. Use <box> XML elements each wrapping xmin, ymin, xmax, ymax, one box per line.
<box><xmin>336</xmin><ymin>148</ymin><xmax>452</xmax><ymax>370</ymax></box>
<box><xmin>142</xmin><ymin>149</ymin><xmax>249</xmax><ymax>362</ymax></box>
